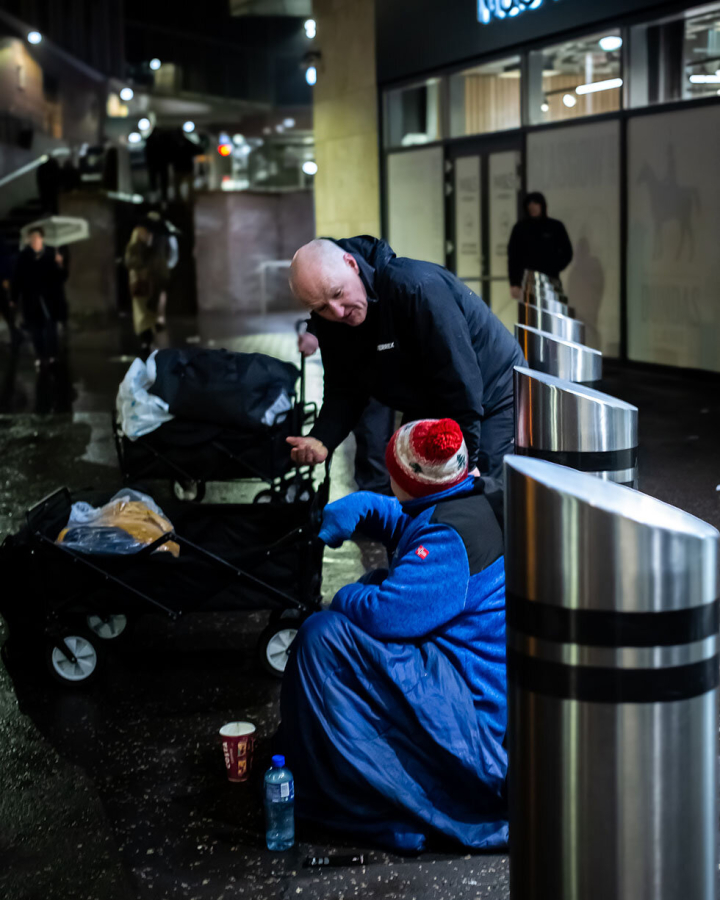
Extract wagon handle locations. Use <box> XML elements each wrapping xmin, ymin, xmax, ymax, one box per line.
<box><xmin>26</xmin><ymin>487</ymin><xmax>72</xmax><ymax>532</ymax></box>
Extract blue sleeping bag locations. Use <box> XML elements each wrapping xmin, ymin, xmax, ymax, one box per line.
<box><xmin>280</xmin><ymin>477</ymin><xmax>508</xmax><ymax>851</ymax></box>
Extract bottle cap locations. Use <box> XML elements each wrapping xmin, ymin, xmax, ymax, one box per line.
<box><xmin>271</xmin><ymin>754</ymin><xmax>285</xmax><ymax>768</ymax></box>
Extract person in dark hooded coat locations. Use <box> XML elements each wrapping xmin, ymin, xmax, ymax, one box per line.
<box><xmin>507</xmin><ymin>191</ymin><xmax>573</xmax><ymax>297</ymax></box>
<box><xmin>287</xmin><ymin>236</ymin><xmax>524</xmax><ymax>481</ymax></box>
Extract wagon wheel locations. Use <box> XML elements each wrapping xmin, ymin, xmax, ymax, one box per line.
<box><xmin>253</xmin><ymin>488</ymin><xmax>282</xmax><ymax>505</ymax></box>
<box><xmin>283</xmin><ymin>480</ymin><xmax>315</xmax><ymax>504</ymax></box>
<box><xmin>172</xmin><ymin>478</ymin><xmax>206</xmax><ymax>503</ymax></box>
<box><xmin>257</xmin><ymin>620</ymin><xmax>299</xmax><ymax>678</ymax></box>
<box><xmin>46</xmin><ymin>631</ymin><xmax>104</xmax><ymax>687</ymax></box>
<box><xmin>85</xmin><ymin>613</ymin><xmax>131</xmax><ymax>641</ymax></box>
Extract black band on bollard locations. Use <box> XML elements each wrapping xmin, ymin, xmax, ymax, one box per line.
<box><xmin>515</xmin><ymin>445</ymin><xmax>638</xmax><ymax>473</ymax></box>
<box><xmin>507</xmin><ymin>648</ymin><xmax>720</xmax><ymax>703</ymax></box>
<box><xmin>507</xmin><ymin>592</ymin><xmax>720</xmax><ymax>647</ymax></box>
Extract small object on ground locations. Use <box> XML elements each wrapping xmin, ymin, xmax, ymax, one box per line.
<box><xmin>304</xmin><ymin>854</ymin><xmax>367</xmax><ymax>868</ymax></box>
<box><xmin>220</xmin><ymin>722</ymin><xmax>256</xmax><ymax>783</ymax></box>
<box><xmin>264</xmin><ymin>755</ymin><xmax>295</xmax><ymax>851</ymax></box>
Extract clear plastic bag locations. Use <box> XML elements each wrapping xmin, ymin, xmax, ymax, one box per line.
<box><xmin>116</xmin><ymin>352</ymin><xmax>174</xmax><ymax>440</ymax></box>
<box><xmin>57</xmin><ymin>489</ymin><xmax>179</xmax><ymax>556</ymax></box>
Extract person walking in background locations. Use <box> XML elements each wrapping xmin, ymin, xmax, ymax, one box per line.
<box><xmin>143</xmin><ymin>212</ymin><xmax>179</xmax><ymax>331</ymax></box>
<box><xmin>124</xmin><ymin>226</ymin><xmax>165</xmax><ymax>354</ymax></box>
<box><xmin>36</xmin><ymin>155</ymin><xmax>61</xmax><ymax>216</ymax></box>
<box><xmin>12</xmin><ymin>227</ymin><xmax>67</xmax><ymax>368</ymax></box>
<box><xmin>507</xmin><ymin>192</ymin><xmax>573</xmax><ymax>299</ymax></box>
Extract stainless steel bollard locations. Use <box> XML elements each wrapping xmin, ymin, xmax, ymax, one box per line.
<box><xmin>521</xmin><ymin>286</ymin><xmax>574</xmax><ymax>317</ymax></box>
<box><xmin>515</xmin><ymin>323</ymin><xmax>602</xmax><ymax>383</ymax></box>
<box><xmin>504</xmin><ymin>455</ymin><xmax>719</xmax><ymax>900</ymax></box>
<box><xmin>514</xmin><ymin>366</ymin><xmax>638</xmax><ymax>486</ymax></box>
<box><xmin>517</xmin><ymin>302</ymin><xmax>585</xmax><ymax>344</ymax></box>
<box><xmin>521</xmin><ymin>271</ymin><xmax>575</xmax><ymax>317</ymax></box>
<box><xmin>522</xmin><ymin>269</ymin><xmax>562</xmax><ymax>292</ymax></box>
<box><xmin>525</xmin><ymin>293</ymin><xmax>574</xmax><ymax>318</ymax></box>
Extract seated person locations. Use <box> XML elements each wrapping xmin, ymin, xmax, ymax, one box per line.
<box><xmin>280</xmin><ymin>418</ymin><xmax>507</xmax><ymax>852</ymax></box>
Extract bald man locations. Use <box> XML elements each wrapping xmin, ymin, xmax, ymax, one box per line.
<box><xmin>287</xmin><ymin>236</ymin><xmax>524</xmax><ymax>480</ymax></box>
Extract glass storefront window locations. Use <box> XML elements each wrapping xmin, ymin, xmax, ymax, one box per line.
<box><xmin>384</xmin><ymin>79</ymin><xmax>442</xmax><ymax>148</ymax></box>
<box><xmin>528</xmin><ymin>30</ymin><xmax>623</xmax><ymax>125</ymax></box>
<box><xmin>629</xmin><ymin>2</ymin><xmax>720</xmax><ymax>107</ymax></box>
<box><xmin>448</xmin><ymin>57</ymin><xmax>521</xmax><ymax>137</ymax></box>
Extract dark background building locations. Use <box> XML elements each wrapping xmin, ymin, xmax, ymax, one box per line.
<box><xmin>375</xmin><ymin>0</ymin><xmax>720</xmax><ymax>375</ymax></box>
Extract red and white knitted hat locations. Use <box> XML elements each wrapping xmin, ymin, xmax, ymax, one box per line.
<box><xmin>385</xmin><ymin>419</ymin><xmax>469</xmax><ymax>498</ymax></box>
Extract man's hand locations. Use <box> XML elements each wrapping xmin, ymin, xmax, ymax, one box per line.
<box><xmin>286</xmin><ymin>436</ymin><xmax>328</xmax><ymax>465</ymax></box>
<box><xmin>510</xmin><ymin>286</ymin><xmax>522</xmax><ymax>300</ymax></box>
<box><xmin>56</xmin><ymin>252</ymin><xmax>64</xmax><ymax>266</ymax></box>
<box><xmin>298</xmin><ymin>332</ymin><xmax>319</xmax><ymax>357</ymax></box>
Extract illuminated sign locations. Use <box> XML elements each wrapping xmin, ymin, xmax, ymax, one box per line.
<box><xmin>477</xmin><ymin>0</ymin><xmax>559</xmax><ymax>24</ymax></box>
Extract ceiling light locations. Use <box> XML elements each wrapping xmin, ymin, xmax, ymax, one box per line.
<box><xmin>576</xmin><ymin>77</ymin><xmax>623</xmax><ymax>94</ymax></box>
<box><xmin>182</xmin><ymin>121</ymin><xmax>195</xmax><ymax>133</ymax></box>
<box><xmin>302</xmin><ymin>161</ymin><xmax>318</xmax><ymax>175</ymax></box>
<box><xmin>599</xmin><ymin>36</ymin><xmax>623</xmax><ymax>52</ymax></box>
<box><xmin>562</xmin><ymin>93</ymin><xmax>577</xmax><ymax>108</ymax></box>
<box><xmin>305</xmin><ymin>66</ymin><xmax>317</xmax><ymax>86</ymax></box>
<box><xmin>120</xmin><ymin>87</ymin><xmax>134</xmax><ymax>101</ymax></box>
<box><xmin>541</xmin><ymin>102</ymin><xmax>550</xmax><ymax>112</ymax></box>
<box><xmin>689</xmin><ymin>73</ymin><xmax>720</xmax><ymax>83</ymax></box>
<box><xmin>283</xmin><ymin>117</ymin><xmax>295</xmax><ymax>128</ymax></box>
<box><xmin>138</xmin><ymin>118</ymin><xmax>151</xmax><ymax>130</ymax></box>
<box><xmin>304</xmin><ymin>19</ymin><xmax>316</xmax><ymax>39</ymax></box>
<box><xmin>128</xmin><ymin>132</ymin><xmax>142</xmax><ymax>144</ymax></box>
<box><xmin>149</xmin><ymin>58</ymin><xmax>161</xmax><ymax>71</ymax></box>
<box><xmin>27</xmin><ymin>31</ymin><xmax>42</xmax><ymax>44</ymax></box>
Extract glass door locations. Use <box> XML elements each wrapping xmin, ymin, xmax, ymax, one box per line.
<box><xmin>449</xmin><ymin>137</ymin><xmax>523</xmax><ymax>335</ymax></box>
<box><xmin>488</xmin><ymin>150</ymin><xmax>522</xmax><ymax>334</ymax></box>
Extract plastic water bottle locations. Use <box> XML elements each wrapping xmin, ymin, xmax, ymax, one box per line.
<box><xmin>264</xmin><ymin>755</ymin><xmax>295</xmax><ymax>851</ymax></box>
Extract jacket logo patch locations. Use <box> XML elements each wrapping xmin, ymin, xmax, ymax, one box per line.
<box><xmin>415</xmin><ymin>546</ymin><xmax>429</xmax><ymax>560</ymax></box>
<box><xmin>377</xmin><ymin>342</ymin><xmax>395</xmax><ymax>351</ymax></box>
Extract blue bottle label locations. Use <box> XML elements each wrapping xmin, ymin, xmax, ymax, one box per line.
<box><xmin>266</xmin><ymin>781</ymin><xmax>294</xmax><ymax>802</ymax></box>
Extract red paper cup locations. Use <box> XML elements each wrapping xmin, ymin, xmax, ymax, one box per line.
<box><xmin>220</xmin><ymin>721</ymin><xmax>256</xmax><ymax>783</ymax></box>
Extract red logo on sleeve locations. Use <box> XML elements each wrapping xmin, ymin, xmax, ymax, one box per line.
<box><xmin>415</xmin><ymin>546</ymin><xmax>429</xmax><ymax>560</ymax></box>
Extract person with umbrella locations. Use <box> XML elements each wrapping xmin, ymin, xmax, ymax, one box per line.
<box><xmin>12</xmin><ymin>227</ymin><xmax>67</xmax><ymax>368</ymax></box>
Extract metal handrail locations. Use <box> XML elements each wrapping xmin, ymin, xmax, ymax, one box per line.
<box><xmin>0</xmin><ymin>148</ymin><xmax>70</xmax><ymax>190</ymax></box>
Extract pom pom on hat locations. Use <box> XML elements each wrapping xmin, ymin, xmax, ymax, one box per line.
<box><xmin>386</xmin><ymin>418</ymin><xmax>469</xmax><ymax>498</ymax></box>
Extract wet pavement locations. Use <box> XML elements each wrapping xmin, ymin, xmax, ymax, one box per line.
<box><xmin>0</xmin><ymin>313</ymin><xmax>719</xmax><ymax>899</ymax></box>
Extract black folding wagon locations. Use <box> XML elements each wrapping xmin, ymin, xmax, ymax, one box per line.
<box><xmin>113</xmin><ymin>350</ymin><xmax>318</xmax><ymax>504</ymax></box>
<box><xmin>0</xmin><ymin>471</ymin><xmax>330</xmax><ymax>688</ymax></box>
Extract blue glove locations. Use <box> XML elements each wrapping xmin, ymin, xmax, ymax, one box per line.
<box><xmin>318</xmin><ymin>494</ymin><xmax>372</xmax><ymax>548</ymax></box>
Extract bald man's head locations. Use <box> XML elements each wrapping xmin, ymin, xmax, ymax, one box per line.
<box><xmin>289</xmin><ymin>239</ymin><xmax>369</xmax><ymax>326</ymax></box>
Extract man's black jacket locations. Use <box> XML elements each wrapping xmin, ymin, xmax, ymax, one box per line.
<box><xmin>307</xmin><ymin>236</ymin><xmax>524</xmax><ymax>468</ymax></box>
<box><xmin>507</xmin><ymin>214</ymin><xmax>573</xmax><ymax>288</ymax></box>
<box><xmin>11</xmin><ymin>245</ymin><xmax>68</xmax><ymax>328</ymax></box>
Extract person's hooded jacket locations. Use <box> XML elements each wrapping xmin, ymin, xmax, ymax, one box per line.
<box><xmin>307</xmin><ymin>236</ymin><xmax>524</xmax><ymax>469</ymax></box>
<box><xmin>507</xmin><ymin>192</ymin><xmax>574</xmax><ymax>288</ymax></box>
